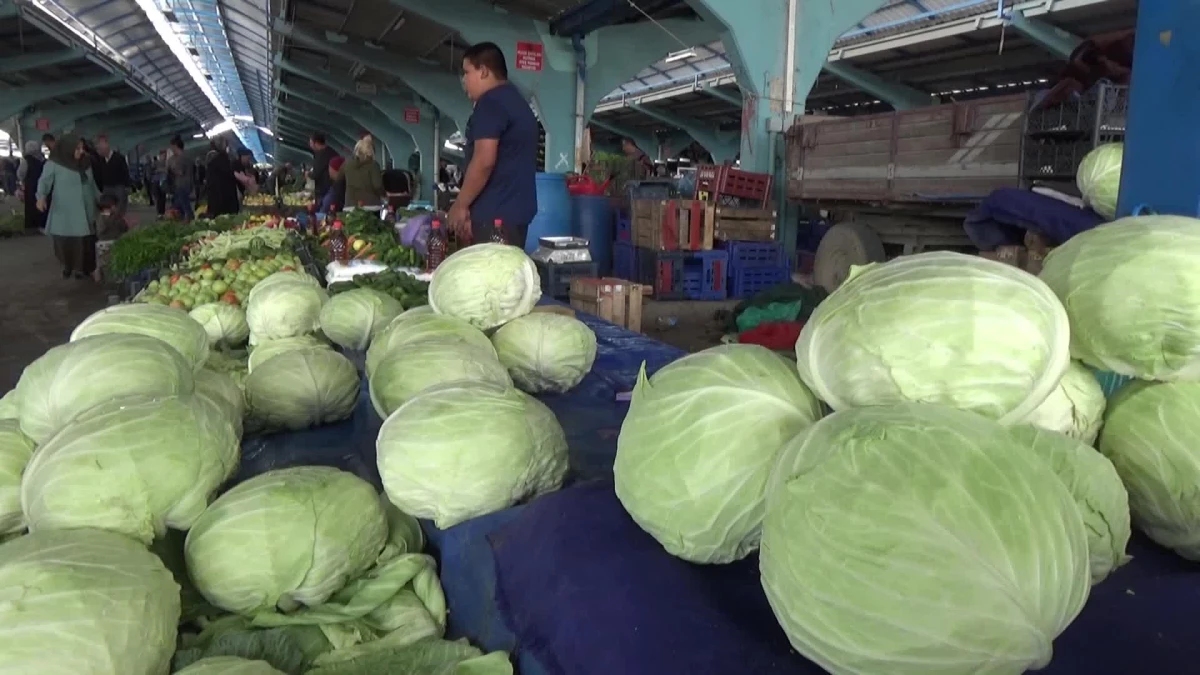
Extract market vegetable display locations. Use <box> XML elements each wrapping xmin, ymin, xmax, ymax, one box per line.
<box><xmin>1099</xmin><ymin>379</ymin><xmax>1200</xmax><ymax>560</ymax></box>
<box><xmin>175</xmin><ymin>657</ymin><xmax>287</xmax><ymax>675</ymax></box>
<box><xmin>0</xmin><ymin>528</ymin><xmax>182</xmax><ymax>675</ymax></box>
<box><xmin>760</xmin><ymin>404</ymin><xmax>1090</xmax><ymax>675</ymax></box>
<box><xmin>107</xmin><ymin>217</ymin><xmax>242</xmax><ymax>279</ymax></box>
<box><xmin>0</xmin><ymin>421</ymin><xmax>32</xmax><ymax>535</ymax></box>
<box><xmin>247</xmin><ymin>335</ymin><xmax>330</xmax><ymax>372</ymax></box>
<box><xmin>377</xmin><ymin>381</ymin><xmax>569</xmax><ymax>529</ymax></box>
<box><xmin>323</xmin><ymin>209</ymin><xmax>424</xmax><ymax>268</ymax></box>
<box><xmin>1039</xmin><ymin>215</ymin><xmax>1200</xmax><ymax>380</ymax></box>
<box><xmin>490</xmin><ymin>313</ymin><xmax>597</xmax><ymax>394</ymax></box>
<box><xmin>428</xmin><ymin>244</ymin><xmax>541</xmax><ymax>330</ymax></box>
<box><xmin>191</xmin><ymin>303</ymin><xmax>251</xmax><ymax>347</ymax></box>
<box><xmin>365</xmin><ymin>312</ymin><xmax>496</xmax><ymax>377</ymax></box>
<box><xmin>72</xmin><ymin>303</ymin><xmax>211</xmax><ymax>369</ymax></box>
<box><xmin>615</xmin><ymin>345</ymin><xmax>822</xmax><ymax>564</ymax></box>
<box><xmin>1025</xmin><ymin>360</ymin><xmax>1107</xmax><ymax>444</ymax></box>
<box><xmin>246</xmin><ymin>273</ymin><xmax>329</xmax><ymax>345</ymax></box>
<box><xmin>327</xmin><ymin>269</ymin><xmax>430</xmax><ymax>309</ymax></box>
<box><xmin>369</xmin><ymin>341</ymin><xmax>512</xmax><ymax>419</ymax></box>
<box><xmin>1076</xmin><ymin>142</ymin><xmax>1123</xmax><ymax>220</ymax></box>
<box><xmin>22</xmin><ymin>395</ymin><xmax>239</xmax><ymax>544</ymax></box>
<box><xmin>795</xmin><ymin>251</ymin><xmax>1069</xmax><ymax>423</ymax></box>
<box><xmin>318</xmin><ymin>288</ymin><xmax>404</xmax><ymax>350</ymax></box>
<box><xmin>244</xmin><ymin>349</ymin><xmax>359</xmax><ymax>432</ymax></box>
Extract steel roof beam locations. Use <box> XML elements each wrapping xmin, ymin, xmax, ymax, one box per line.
<box><xmin>821</xmin><ymin>60</ymin><xmax>931</xmax><ymax>110</ymax></box>
<box><xmin>628</xmin><ymin>102</ymin><xmax>738</xmax><ymax>162</ymax></box>
<box><xmin>0</xmin><ymin>49</ymin><xmax>84</xmax><ymax>74</ymax></box>
<box><xmin>1007</xmin><ymin>10</ymin><xmax>1084</xmax><ymax>60</ymax></box>
<box><xmin>0</xmin><ymin>73</ymin><xmax>124</xmax><ymax>120</ymax></box>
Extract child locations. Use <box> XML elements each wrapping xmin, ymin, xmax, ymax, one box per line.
<box><xmin>93</xmin><ymin>194</ymin><xmax>127</xmax><ymax>283</ymax></box>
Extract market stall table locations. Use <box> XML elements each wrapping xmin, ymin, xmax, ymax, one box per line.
<box><xmin>231</xmin><ymin>302</ymin><xmax>1199</xmax><ymax>675</ymax></box>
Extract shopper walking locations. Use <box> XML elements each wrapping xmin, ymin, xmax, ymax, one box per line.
<box><xmin>93</xmin><ymin>135</ymin><xmax>132</xmax><ymax>222</ymax></box>
<box><xmin>35</xmin><ymin>135</ymin><xmax>99</xmax><ymax>280</ymax></box>
<box><xmin>167</xmin><ymin>136</ymin><xmax>194</xmax><ymax>221</ymax></box>
<box><xmin>342</xmin><ymin>136</ymin><xmax>385</xmax><ymax>207</ymax></box>
<box><xmin>18</xmin><ymin>140</ymin><xmax>46</xmax><ymax>233</ymax></box>
<box><xmin>204</xmin><ymin>137</ymin><xmax>240</xmax><ymax>217</ymax></box>
<box><xmin>152</xmin><ymin>150</ymin><xmax>169</xmax><ymax>218</ymax></box>
<box><xmin>309</xmin><ymin>132</ymin><xmax>338</xmax><ymax>207</ymax></box>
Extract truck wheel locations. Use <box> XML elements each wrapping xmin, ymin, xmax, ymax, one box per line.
<box><xmin>813</xmin><ymin>222</ymin><xmax>886</xmax><ymax>292</ymax></box>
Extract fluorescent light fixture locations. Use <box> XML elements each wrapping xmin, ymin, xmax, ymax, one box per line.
<box><xmin>665</xmin><ymin>49</ymin><xmax>696</xmax><ymax>64</ymax></box>
<box><xmin>192</xmin><ymin>133</ymin><xmax>205</xmax><ymax>138</ymax></box>
<box><xmin>233</xmin><ymin>114</ymin><xmax>255</xmax><ymax>122</ymax></box>
<box><xmin>207</xmin><ymin>120</ymin><xmax>237</xmax><ymax>137</ymax></box>
<box><xmin>257</xmin><ymin>126</ymin><xmax>274</xmax><ymax>137</ymax></box>
<box><xmin>443</xmin><ymin>141</ymin><xmax>462</xmax><ymax>151</ymax></box>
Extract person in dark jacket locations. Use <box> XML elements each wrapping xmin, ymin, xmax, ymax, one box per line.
<box><xmin>204</xmin><ymin>139</ymin><xmax>241</xmax><ymax>217</ymax></box>
<box><xmin>20</xmin><ymin>140</ymin><xmax>47</xmax><ymax>232</ymax></box>
<box><xmin>320</xmin><ymin>156</ymin><xmax>346</xmax><ymax>212</ymax></box>
<box><xmin>93</xmin><ymin>135</ymin><xmax>132</xmax><ymax>223</ymax></box>
<box><xmin>309</xmin><ymin>132</ymin><xmax>338</xmax><ymax>207</ymax></box>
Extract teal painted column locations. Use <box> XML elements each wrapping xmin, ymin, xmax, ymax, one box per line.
<box><xmin>390</xmin><ymin>0</ymin><xmax>715</xmax><ymax>171</ymax></box>
<box><xmin>659</xmin><ymin>131</ymin><xmax>694</xmax><ymax>159</ymax></box>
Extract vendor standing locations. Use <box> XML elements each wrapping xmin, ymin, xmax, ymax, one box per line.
<box><xmin>448</xmin><ymin>42</ymin><xmax>538</xmax><ymax>249</ymax></box>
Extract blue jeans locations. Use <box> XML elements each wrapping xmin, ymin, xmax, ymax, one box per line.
<box><xmin>173</xmin><ymin>186</ymin><xmax>195</xmax><ymax>220</ymax></box>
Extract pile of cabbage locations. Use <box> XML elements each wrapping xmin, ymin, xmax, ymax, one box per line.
<box><xmin>615</xmin><ymin>223</ymin><xmax>1200</xmax><ymax>673</ymax></box>
<box><xmin>0</xmin><ymin>282</ymin><xmax>514</xmax><ymax>672</ymax></box>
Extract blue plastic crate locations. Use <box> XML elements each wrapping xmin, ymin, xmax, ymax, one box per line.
<box><xmin>613</xmin><ymin>241</ymin><xmax>637</xmax><ymax>281</ymax></box>
<box><xmin>722</xmin><ymin>240</ymin><xmax>786</xmax><ymax>269</ymax></box>
<box><xmin>637</xmin><ymin>248</ymin><xmax>728</xmax><ymax>301</ymax></box>
<box><xmin>616</xmin><ymin>215</ymin><xmax>632</xmax><ymax>242</ymax></box>
<box><xmin>535</xmin><ymin>261</ymin><xmax>599</xmax><ymax>299</ymax></box>
<box><xmin>1090</xmin><ymin>368</ymin><xmax>1134</xmax><ymax>399</ymax></box>
<box><xmin>730</xmin><ymin>266</ymin><xmax>790</xmax><ymax>298</ymax></box>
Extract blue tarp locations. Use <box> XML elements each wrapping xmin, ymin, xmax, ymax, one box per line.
<box><xmin>234</xmin><ymin>302</ymin><xmax>1200</xmax><ymax>675</ymax></box>
<box><xmin>964</xmin><ymin>188</ymin><xmax>1104</xmax><ymax>251</ymax></box>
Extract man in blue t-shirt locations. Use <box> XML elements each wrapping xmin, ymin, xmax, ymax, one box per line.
<box><xmin>448</xmin><ymin>41</ymin><xmax>538</xmax><ymax>249</ymax></box>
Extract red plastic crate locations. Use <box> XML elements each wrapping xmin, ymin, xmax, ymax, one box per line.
<box><xmin>695</xmin><ymin>164</ymin><xmax>773</xmax><ymax>207</ymax></box>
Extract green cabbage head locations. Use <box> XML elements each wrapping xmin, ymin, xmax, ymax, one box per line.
<box><xmin>0</xmin><ymin>528</ymin><xmax>181</xmax><ymax>674</ymax></box>
<box><xmin>1039</xmin><ymin>215</ymin><xmax>1200</xmax><ymax>380</ymax></box>
<box><xmin>23</xmin><ymin>395</ymin><xmax>240</xmax><ymax>544</ymax></box>
<box><xmin>247</xmin><ymin>335</ymin><xmax>331</xmax><ymax>373</ymax></box>
<box><xmin>1010</xmin><ymin>424</ymin><xmax>1131</xmax><ymax>583</ymax></box>
<box><xmin>247</xmin><ymin>270</ymin><xmax>321</xmax><ymax>303</ymax></box>
<box><xmin>195</xmin><ymin>367</ymin><xmax>246</xmax><ymax>429</ymax></box>
<box><xmin>1076</xmin><ymin>142</ymin><xmax>1123</xmax><ymax>219</ymax></box>
<box><xmin>428</xmin><ymin>244</ymin><xmax>541</xmax><ymax>330</ymax></box>
<box><xmin>1099</xmin><ymin>380</ymin><xmax>1200</xmax><ymax>559</ymax></box>
<box><xmin>185</xmin><ymin>466</ymin><xmax>388</xmax><ymax>614</ymax></box>
<box><xmin>246</xmin><ymin>278</ymin><xmax>329</xmax><ymax>345</ymax></box>
<box><xmin>0</xmin><ymin>389</ymin><xmax>18</xmax><ymax>420</ymax></box>
<box><xmin>319</xmin><ymin>288</ymin><xmax>405</xmax><ymax>350</ymax></box>
<box><xmin>175</xmin><ymin>657</ymin><xmax>286</xmax><ymax>675</ymax></box>
<box><xmin>244</xmin><ymin>349</ymin><xmax>359</xmax><ymax>432</ymax></box>
<box><xmin>0</xmin><ymin>420</ymin><xmax>33</xmax><ymax>535</ymax></box>
<box><xmin>366</xmin><ymin>313</ymin><xmax>496</xmax><ymax>377</ymax></box>
<box><xmin>615</xmin><ymin>345</ymin><xmax>822</xmax><ymax>563</ymax></box>
<box><xmin>72</xmin><ymin>302</ymin><xmax>210</xmax><ymax>369</ymax></box>
<box><xmin>377</xmin><ymin>381</ymin><xmax>568</xmax><ymax>528</ymax></box>
<box><xmin>1025</xmin><ymin>361</ymin><xmax>1106</xmax><ymax>444</ymax></box>
<box><xmin>190</xmin><ymin>303</ymin><xmax>250</xmax><ymax>347</ymax></box>
<box><xmin>369</xmin><ymin>340</ymin><xmax>511</xmax><ymax>420</ymax></box>
<box><xmin>761</xmin><ymin>403</ymin><xmax>1090</xmax><ymax>675</ymax></box>
<box><xmin>491</xmin><ymin>313</ymin><xmax>597</xmax><ymax>393</ymax></box>
<box><xmin>16</xmin><ymin>333</ymin><xmax>195</xmax><ymax>444</ymax></box>
<box><xmin>796</xmin><ymin>251</ymin><xmax>1070</xmax><ymax>423</ymax></box>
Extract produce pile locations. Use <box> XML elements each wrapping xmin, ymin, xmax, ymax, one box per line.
<box><xmin>244</xmin><ymin>193</ymin><xmax>309</xmax><ymax>208</ymax></box>
<box><xmin>319</xmin><ymin>209</ymin><xmax>423</xmax><ymax>268</ymax></box>
<box><xmin>0</xmin><ymin>207</ymin><xmax>23</xmax><ymax>236</ymax></box>
<box><xmin>612</xmin><ymin>214</ymin><xmax>1200</xmax><ymax>674</ymax></box>
<box><xmin>107</xmin><ymin>214</ymin><xmax>260</xmax><ymax>279</ymax></box>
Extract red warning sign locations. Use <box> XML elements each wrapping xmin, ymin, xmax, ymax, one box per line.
<box><xmin>403</xmin><ymin>107</ymin><xmax>420</xmax><ymax>124</ymax></box>
<box><xmin>515</xmin><ymin>41</ymin><xmax>544</xmax><ymax>72</ymax></box>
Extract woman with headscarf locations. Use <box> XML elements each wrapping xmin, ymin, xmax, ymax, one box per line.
<box><xmin>18</xmin><ymin>140</ymin><xmax>47</xmax><ymax>233</ymax></box>
<box><xmin>204</xmin><ymin>137</ymin><xmax>240</xmax><ymax>217</ymax></box>
<box><xmin>36</xmin><ymin>135</ymin><xmax>98</xmax><ymax>279</ymax></box>
<box><xmin>342</xmin><ymin>136</ymin><xmax>386</xmax><ymax>208</ymax></box>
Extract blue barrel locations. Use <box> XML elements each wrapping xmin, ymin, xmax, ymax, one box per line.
<box><xmin>526</xmin><ymin>173</ymin><xmax>572</xmax><ymax>253</ymax></box>
<box><xmin>571</xmin><ymin>195</ymin><xmax>615</xmax><ymax>275</ymax></box>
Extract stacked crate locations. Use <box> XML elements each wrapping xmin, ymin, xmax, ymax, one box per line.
<box><xmin>694</xmin><ymin>164</ymin><xmax>773</xmax><ymax>208</ymax></box>
<box><xmin>723</xmin><ymin>240</ymin><xmax>791</xmax><ymax>298</ymax></box>
<box><xmin>625</xmin><ymin>199</ymin><xmax>728</xmax><ymax>300</ymax></box>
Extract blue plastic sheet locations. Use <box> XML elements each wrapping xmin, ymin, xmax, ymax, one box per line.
<box><xmin>489</xmin><ymin>480</ymin><xmax>1200</xmax><ymax>675</ymax></box>
<box><xmin>964</xmin><ymin>188</ymin><xmax>1104</xmax><ymax>251</ymax></box>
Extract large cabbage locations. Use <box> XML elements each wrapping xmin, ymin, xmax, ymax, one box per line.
<box><xmin>365</xmin><ymin>313</ymin><xmax>496</xmax><ymax>377</ymax></box>
<box><xmin>72</xmin><ymin>303</ymin><xmax>210</xmax><ymax>369</ymax></box>
<box><xmin>615</xmin><ymin>345</ymin><xmax>822</xmax><ymax>563</ymax></box>
<box><xmin>796</xmin><ymin>251</ymin><xmax>1070</xmax><ymax>423</ymax></box>
<box><xmin>1099</xmin><ymin>380</ymin><xmax>1200</xmax><ymax>559</ymax></box>
<box><xmin>1010</xmin><ymin>424</ymin><xmax>1131</xmax><ymax>583</ymax></box>
<box><xmin>369</xmin><ymin>341</ymin><xmax>511</xmax><ymax>420</ymax></box>
<box><xmin>761</xmin><ymin>404</ymin><xmax>1090</xmax><ymax>675</ymax></box>
<box><xmin>15</xmin><ymin>333</ymin><xmax>195</xmax><ymax>444</ymax></box>
<box><xmin>0</xmin><ymin>421</ymin><xmax>33</xmax><ymax>535</ymax></box>
<box><xmin>0</xmin><ymin>528</ymin><xmax>181</xmax><ymax>674</ymax></box>
<box><xmin>185</xmin><ymin>466</ymin><xmax>388</xmax><ymax>614</ymax></box>
<box><xmin>246</xmin><ymin>278</ymin><xmax>329</xmax><ymax>345</ymax></box>
<box><xmin>1025</xmin><ymin>361</ymin><xmax>1106</xmax><ymax>444</ymax></box>
<box><xmin>175</xmin><ymin>657</ymin><xmax>286</xmax><ymax>675</ymax></box>
<box><xmin>195</xmin><ymin>367</ymin><xmax>246</xmax><ymax>429</ymax></box>
<box><xmin>319</xmin><ymin>288</ymin><xmax>405</xmax><ymax>350</ymax></box>
<box><xmin>1076</xmin><ymin>142</ymin><xmax>1123</xmax><ymax>220</ymax></box>
<box><xmin>428</xmin><ymin>244</ymin><xmax>541</xmax><ymax>330</ymax></box>
<box><xmin>0</xmin><ymin>390</ymin><xmax>18</xmax><ymax>420</ymax></box>
<box><xmin>23</xmin><ymin>395</ymin><xmax>239</xmax><ymax>544</ymax></box>
<box><xmin>247</xmin><ymin>270</ymin><xmax>321</xmax><ymax>303</ymax></box>
<box><xmin>190</xmin><ymin>303</ymin><xmax>250</xmax><ymax>347</ymax></box>
<box><xmin>244</xmin><ymin>349</ymin><xmax>359</xmax><ymax>431</ymax></box>
<box><xmin>247</xmin><ymin>335</ymin><xmax>331</xmax><ymax>373</ymax></box>
<box><xmin>1039</xmin><ymin>215</ymin><xmax>1200</xmax><ymax>380</ymax></box>
<box><xmin>377</xmin><ymin>382</ymin><xmax>568</xmax><ymax>528</ymax></box>
<box><xmin>490</xmin><ymin>313</ymin><xmax>597</xmax><ymax>393</ymax></box>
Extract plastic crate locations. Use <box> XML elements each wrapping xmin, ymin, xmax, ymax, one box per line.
<box><xmin>695</xmin><ymin>164</ymin><xmax>773</xmax><ymax>207</ymax></box>
<box><xmin>613</xmin><ymin>241</ymin><xmax>637</xmax><ymax>281</ymax></box>
<box><xmin>616</xmin><ymin>214</ymin><xmax>632</xmax><ymax>242</ymax></box>
<box><xmin>1021</xmin><ymin>140</ymin><xmax>1095</xmax><ymax>181</ymax></box>
<box><xmin>1025</xmin><ymin>83</ymin><xmax>1129</xmax><ymax>139</ymax></box>
<box><xmin>1090</xmin><ymin>368</ymin><xmax>1134</xmax><ymax>400</ymax></box>
<box><xmin>536</xmin><ymin>261</ymin><xmax>600</xmax><ymax>299</ymax></box>
<box><xmin>625</xmin><ymin>180</ymin><xmax>677</xmax><ymax>203</ymax></box>
<box><xmin>722</xmin><ymin>240</ymin><xmax>785</xmax><ymax>269</ymax></box>
<box><xmin>730</xmin><ymin>266</ymin><xmax>790</xmax><ymax>299</ymax></box>
<box><xmin>637</xmin><ymin>248</ymin><xmax>728</xmax><ymax>301</ymax></box>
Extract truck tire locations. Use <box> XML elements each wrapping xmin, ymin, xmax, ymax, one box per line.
<box><xmin>813</xmin><ymin>222</ymin><xmax>886</xmax><ymax>292</ymax></box>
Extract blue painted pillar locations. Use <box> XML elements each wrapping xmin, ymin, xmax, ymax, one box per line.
<box><xmin>1117</xmin><ymin>0</ymin><xmax>1200</xmax><ymax>218</ymax></box>
<box><xmin>686</xmin><ymin>0</ymin><xmax>887</xmax><ymax>172</ymax></box>
<box><xmin>390</xmin><ymin>0</ymin><xmax>715</xmax><ymax>171</ymax></box>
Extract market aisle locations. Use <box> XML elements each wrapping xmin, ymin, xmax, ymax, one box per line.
<box><xmin>0</xmin><ymin>233</ymin><xmax>108</xmax><ymax>391</ymax></box>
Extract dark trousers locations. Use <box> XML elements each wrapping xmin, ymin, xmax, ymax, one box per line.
<box><xmin>470</xmin><ymin>220</ymin><xmax>530</xmax><ymax>250</ymax></box>
<box><xmin>52</xmin><ymin>235</ymin><xmax>97</xmax><ymax>275</ymax></box>
<box><xmin>154</xmin><ymin>183</ymin><xmax>167</xmax><ymax>216</ymax></box>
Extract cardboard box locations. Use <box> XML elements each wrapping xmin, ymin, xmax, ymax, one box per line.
<box><xmin>569</xmin><ymin>277</ymin><xmax>646</xmax><ymax>332</ymax></box>
<box><xmin>630</xmin><ymin>199</ymin><xmax>714</xmax><ymax>251</ymax></box>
